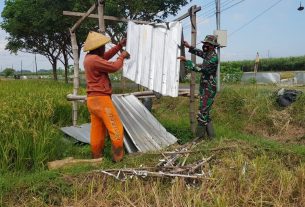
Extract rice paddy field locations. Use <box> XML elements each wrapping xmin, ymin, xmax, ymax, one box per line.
<box><xmin>1</xmin><ymin>79</ymin><xmax>305</xmax><ymax>206</ymax></box>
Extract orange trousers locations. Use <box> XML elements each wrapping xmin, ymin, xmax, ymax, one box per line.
<box><xmin>87</xmin><ymin>96</ymin><xmax>124</xmax><ymax>162</ymax></box>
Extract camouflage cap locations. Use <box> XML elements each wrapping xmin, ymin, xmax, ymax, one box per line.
<box><xmin>201</xmin><ymin>35</ymin><xmax>219</xmax><ymax>46</ymax></box>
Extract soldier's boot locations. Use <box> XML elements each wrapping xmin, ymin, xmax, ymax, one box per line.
<box><xmin>195</xmin><ymin>124</ymin><xmax>206</xmax><ymax>139</ymax></box>
<box><xmin>206</xmin><ymin>121</ymin><xmax>215</xmax><ymax>139</ymax></box>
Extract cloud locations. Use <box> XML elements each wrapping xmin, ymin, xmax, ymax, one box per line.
<box><xmin>0</xmin><ymin>29</ymin><xmax>8</xmax><ymax>53</ymax></box>
<box><xmin>0</xmin><ymin>39</ymin><xmax>7</xmax><ymax>53</ymax></box>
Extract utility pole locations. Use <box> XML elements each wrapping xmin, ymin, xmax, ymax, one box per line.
<box><xmin>35</xmin><ymin>54</ymin><xmax>38</xmax><ymax>75</ymax></box>
<box><xmin>216</xmin><ymin>0</ymin><xmax>221</xmax><ymax>92</ymax></box>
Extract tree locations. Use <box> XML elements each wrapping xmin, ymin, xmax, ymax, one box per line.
<box><xmin>2</xmin><ymin>68</ymin><xmax>15</xmax><ymax>77</ymax></box>
<box><xmin>1</xmin><ymin>0</ymin><xmax>97</xmax><ymax>82</ymax></box>
<box><xmin>1</xmin><ymin>0</ymin><xmax>191</xmax><ymax>81</ymax></box>
<box><xmin>104</xmin><ymin>0</ymin><xmax>191</xmax><ymax>42</ymax></box>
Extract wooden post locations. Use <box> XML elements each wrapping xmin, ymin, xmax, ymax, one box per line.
<box><xmin>70</xmin><ymin>31</ymin><xmax>79</xmax><ymax>126</ymax></box>
<box><xmin>68</xmin><ymin>2</ymin><xmax>97</xmax><ymax>126</ymax></box>
<box><xmin>189</xmin><ymin>6</ymin><xmax>197</xmax><ymax>135</ymax></box>
<box><xmin>97</xmin><ymin>0</ymin><xmax>105</xmax><ymax>33</ymax></box>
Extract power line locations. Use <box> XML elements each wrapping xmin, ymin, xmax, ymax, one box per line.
<box><xmin>229</xmin><ymin>0</ymin><xmax>285</xmax><ymax>36</ymax></box>
<box><xmin>193</xmin><ymin>0</ymin><xmax>246</xmax><ymax>45</ymax></box>
<box><xmin>222</xmin><ymin>0</ymin><xmax>246</xmax><ymax>12</ymax></box>
<box><xmin>183</xmin><ymin>0</ymin><xmax>246</xmax><ymax>32</ymax></box>
<box><xmin>196</xmin><ymin>0</ymin><xmax>236</xmax><ymax>20</ymax></box>
<box><xmin>184</xmin><ymin>0</ymin><xmax>243</xmax><ymax>29</ymax></box>
<box><xmin>176</xmin><ymin>0</ymin><xmax>216</xmax><ymax>23</ymax></box>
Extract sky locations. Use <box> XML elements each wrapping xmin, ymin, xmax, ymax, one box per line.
<box><xmin>0</xmin><ymin>0</ymin><xmax>305</xmax><ymax>72</ymax></box>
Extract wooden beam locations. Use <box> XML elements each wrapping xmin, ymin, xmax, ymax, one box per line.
<box><xmin>173</xmin><ymin>6</ymin><xmax>201</xmax><ymax>22</ymax></box>
<box><xmin>63</xmin><ymin>11</ymin><xmax>151</xmax><ymax>24</ymax></box>
<box><xmin>70</xmin><ymin>3</ymin><xmax>97</xmax><ymax>33</ymax></box>
<box><xmin>48</xmin><ymin>157</ymin><xmax>103</xmax><ymax>170</ymax></box>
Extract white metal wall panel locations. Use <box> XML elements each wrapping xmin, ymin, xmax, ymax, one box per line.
<box><xmin>124</xmin><ymin>21</ymin><xmax>182</xmax><ymax>97</ymax></box>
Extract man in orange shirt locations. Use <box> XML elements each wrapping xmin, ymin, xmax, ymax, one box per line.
<box><xmin>83</xmin><ymin>31</ymin><xmax>130</xmax><ymax>162</ymax></box>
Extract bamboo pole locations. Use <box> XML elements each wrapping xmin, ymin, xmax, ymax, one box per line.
<box><xmin>97</xmin><ymin>0</ymin><xmax>105</xmax><ymax>33</ymax></box>
<box><xmin>189</xmin><ymin>6</ymin><xmax>197</xmax><ymax>135</ymax></box>
<box><xmin>173</xmin><ymin>6</ymin><xmax>201</xmax><ymax>21</ymax></box>
<box><xmin>66</xmin><ymin>90</ymin><xmax>193</xmax><ymax>101</ymax></box>
<box><xmin>70</xmin><ymin>31</ymin><xmax>79</xmax><ymax>126</ymax></box>
<box><xmin>63</xmin><ymin>11</ymin><xmax>151</xmax><ymax>24</ymax></box>
<box><xmin>70</xmin><ymin>3</ymin><xmax>97</xmax><ymax>33</ymax></box>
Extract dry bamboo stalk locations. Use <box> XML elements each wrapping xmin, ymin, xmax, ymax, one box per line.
<box><xmin>151</xmin><ymin>145</ymin><xmax>238</xmax><ymax>155</ymax></box>
<box><xmin>101</xmin><ymin>169</ymin><xmax>204</xmax><ymax>179</ymax></box>
<box><xmin>189</xmin><ymin>156</ymin><xmax>214</xmax><ymax>173</ymax></box>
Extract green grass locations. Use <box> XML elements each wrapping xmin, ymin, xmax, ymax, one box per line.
<box><xmin>1</xmin><ymin>80</ymin><xmax>305</xmax><ymax>206</ymax></box>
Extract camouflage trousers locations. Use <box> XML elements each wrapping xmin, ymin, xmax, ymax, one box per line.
<box><xmin>197</xmin><ymin>78</ymin><xmax>217</xmax><ymax>126</ymax></box>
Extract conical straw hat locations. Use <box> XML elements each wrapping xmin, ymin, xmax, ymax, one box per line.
<box><xmin>83</xmin><ymin>31</ymin><xmax>111</xmax><ymax>52</ymax></box>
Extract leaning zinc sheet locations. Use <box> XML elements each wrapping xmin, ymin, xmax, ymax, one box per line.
<box><xmin>112</xmin><ymin>95</ymin><xmax>177</xmax><ymax>152</ymax></box>
<box><xmin>61</xmin><ymin>95</ymin><xmax>177</xmax><ymax>153</ymax></box>
<box><xmin>123</xmin><ymin>21</ymin><xmax>182</xmax><ymax>97</ymax></box>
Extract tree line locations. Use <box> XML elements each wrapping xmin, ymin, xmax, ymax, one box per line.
<box><xmin>1</xmin><ymin>0</ymin><xmax>190</xmax><ymax>82</ymax></box>
<box><xmin>222</xmin><ymin>56</ymin><xmax>305</xmax><ymax>72</ymax></box>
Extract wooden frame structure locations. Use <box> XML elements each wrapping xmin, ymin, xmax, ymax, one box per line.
<box><xmin>63</xmin><ymin>1</ymin><xmax>201</xmax><ymax>134</ymax></box>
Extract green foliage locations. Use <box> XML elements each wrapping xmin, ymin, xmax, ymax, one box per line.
<box><xmin>222</xmin><ymin>56</ymin><xmax>305</xmax><ymax>72</ymax></box>
<box><xmin>2</xmin><ymin>68</ymin><xmax>15</xmax><ymax>77</ymax></box>
<box><xmin>221</xmin><ymin>65</ymin><xmax>243</xmax><ymax>83</ymax></box>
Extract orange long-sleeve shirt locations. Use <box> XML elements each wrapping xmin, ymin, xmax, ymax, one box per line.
<box><xmin>84</xmin><ymin>44</ymin><xmax>125</xmax><ymax>96</ymax></box>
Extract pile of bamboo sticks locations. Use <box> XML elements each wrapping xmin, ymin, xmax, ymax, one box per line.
<box><xmin>95</xmin><ymin>138</ymin><xmax>213</xmax><ymax>181</ymax></box>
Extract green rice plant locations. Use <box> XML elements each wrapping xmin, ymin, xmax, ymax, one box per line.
<box><xmin>0</xmin><ymin>80</ymin><xmax>90</xmax><ymax>172</ymax></box>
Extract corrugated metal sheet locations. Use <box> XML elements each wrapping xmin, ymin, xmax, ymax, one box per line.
<box><xmin>61</xmin><ymin>123</ymin><xmax>91</xmax><ymax>143</ymax></box>
<box><xmin>123</xmin><ymin>21</ymin><xmax>182</xmax><ymax>97</ymax></box>
<box><xmin>112</xmin><ymin>95</ymin><xmax>177</xmax><ymax>152</ymax></box>
<box><xmin>61</xmin><ymin>95</ymin><xmax>177</xmax><ymax>153</ymax></box>
<box><xmin>242</xmin><ymin>72</ymin><xmax>280</xmax><ymax>83</ymax></box>
<box><xmin>295</xmin><ymin>71</ymin><xmax>305</xmax><ymax>84</ymax></box>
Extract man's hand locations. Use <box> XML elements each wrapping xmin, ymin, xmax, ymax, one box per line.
<box><xmin>121</xmin><ymin>50</ymin><xmax>130</xmax><ymax>59</ymax></box>
<box><xmin>177</xmin><ymin>56</ymin><xmax>187</xmax><ymax>62</ymax></box>
<box><xmin>119</xmin><ymin>38</ymin><xmax>127</xmax><ymax>47</ymax></box>
<box><xmin>183</xmin><ymin>41</ymin><xmax>191</xmax><ymax>48</ymax></box>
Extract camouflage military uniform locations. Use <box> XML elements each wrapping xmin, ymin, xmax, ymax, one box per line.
<box><xmin>185</xmin><ymin>48</ymin><xmax>218</xmax><ymax>126</ymax></box>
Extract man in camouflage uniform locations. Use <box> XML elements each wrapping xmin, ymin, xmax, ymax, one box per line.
<box><xmin>178</xmin><ymin>35</ymin><xmax>219</xmax><ymax>138</ymax></box>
